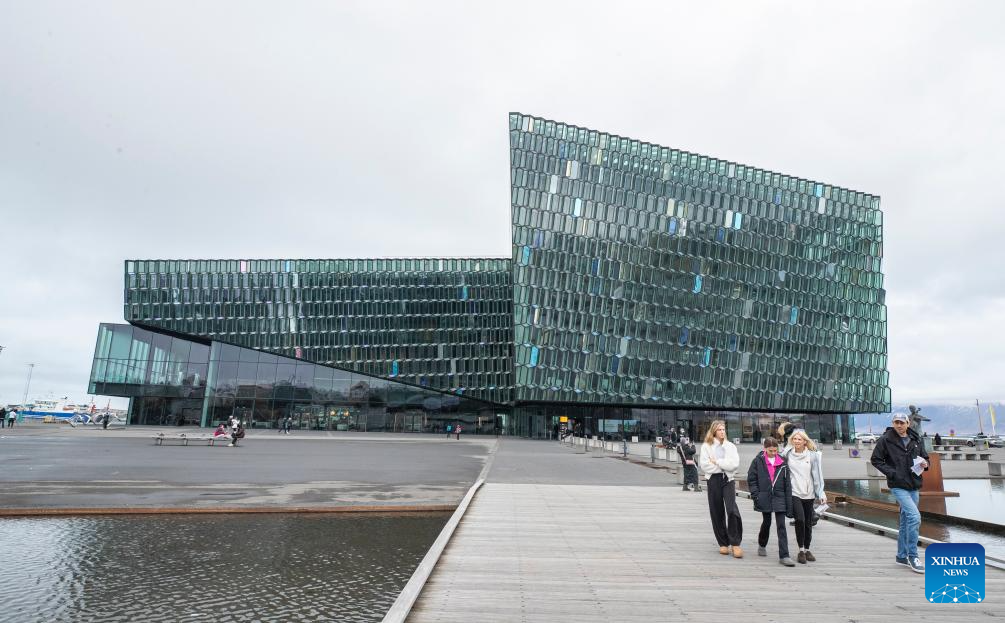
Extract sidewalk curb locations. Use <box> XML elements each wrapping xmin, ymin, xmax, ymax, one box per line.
<box><xmin>381</xmin><ymin>477</ymin><xmax>486</xmax><ymax>623</ymax></box>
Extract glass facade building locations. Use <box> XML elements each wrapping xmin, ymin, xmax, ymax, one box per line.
<box><xmin>90</xmin><ymin>323</ymin><xmax>504</xmax><ymax>432</ymax></box>
<box><xmin>122</xmin><ymin>258</ymin><xmax>512</xmax><ymax>405</ymax></box>
<box><xmin>510</xmin><ymin>113</ymin><xmax>889</xmax><ymax>416</ymax></box>
<box><xmin>88</xmin><ymin>113</ymin><xmax>889</xmax><ymax>441</ymax></box>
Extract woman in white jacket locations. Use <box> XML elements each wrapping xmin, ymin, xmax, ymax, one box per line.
<box><xmin>781</xmin><ymin>429</ymin><xmax>826</xmax><ymax>564</ymax></box>
<box><xmin>699</xmin><ymin>419</ymin><xmax>744</xmax><ymax>558</ymax></box>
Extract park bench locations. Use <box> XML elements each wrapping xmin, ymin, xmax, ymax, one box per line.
<box><xmin>990</xmin><ymin>462</ymin><xmax>1004</xmax><ymax>477</ymax></box>
<box><xmin>964</xmin><ymin>453</ymin><xmax>977</xmax><ymax>461</ymax></box>
<box><xmin>153</xmin><ymin>433</ymin><xmax>226</xmax><ymax>446</ymax></box>
<box><xmin>949</xmin><ymin>452</ymin><xmax>963</xmax><ymax>461</ymax></box>
<box><xmin>978</xmin><ymin>453</ymin><xmax>991</xmax><ymax>461</ymax></box>
<box><xmin>934</xmin><ymin>451</ymin><xmax>948</xmax><ymax>459</ymax></box>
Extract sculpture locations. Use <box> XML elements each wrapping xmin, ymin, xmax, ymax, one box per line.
<box><xmin>908</xmin><ymin>405</ymin><xmax>930</xmax><ymax>436</ymax></box>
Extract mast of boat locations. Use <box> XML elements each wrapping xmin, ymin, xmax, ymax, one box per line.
<box><xmin>976</xmin><ymin>399</ymin><xmax>985</xmax><ymax>435</ymax></box>
<box><xmin>20</xmin><ymin>363</ymin><xmax>35</xmax><ymax>409</ymax></box>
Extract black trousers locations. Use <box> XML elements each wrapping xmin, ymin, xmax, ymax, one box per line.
<box><xmin>706</xmin><ymin>474</ymin><xmax>743</xmax><ymax>546</ymax></box>
<box><xmin>683</xmin><ymin>465</ymin><xmax>699</xmax><ymax>486</ymax></box>
<box><xmin>758</xmin><ymin>512</ymin><xmax>790</xmax><ymax>558</ymax></box>
<box><xmin>792</xmin><ymin>497</ymin><xmax>815</xmax><ymax>549</ymax></box>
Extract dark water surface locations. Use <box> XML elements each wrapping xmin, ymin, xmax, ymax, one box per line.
<box><xmin>0</xmin><ymin>513</ymin><xmax>447</xmax><ymax>623</ymax></box>
<box><xmin>822</xmin><ymin>479</ymin><xmax>1005</xmax><ymax>560</ymax></box>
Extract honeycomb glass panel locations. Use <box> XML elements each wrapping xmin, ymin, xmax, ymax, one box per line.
<box><xmin>510</xmin><ymin>113</ymin><xmax>889</xmax><ymax>413</ymax></box>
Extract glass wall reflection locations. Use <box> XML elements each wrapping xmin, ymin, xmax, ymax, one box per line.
<box><xmin>513</xmin><ymin>404</ymin><xmax>855</xmax><ymax>444</ymax></box>
<box><xmin>90</xmin><ymin>324</ymin><xmax>503</xmax><ymax>432</ymax></box>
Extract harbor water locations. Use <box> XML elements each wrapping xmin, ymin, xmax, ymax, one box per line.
<box><xmin>0</xmin><ymin>512</ymin><xmax>447</xmax><ymax>623</ymax></box>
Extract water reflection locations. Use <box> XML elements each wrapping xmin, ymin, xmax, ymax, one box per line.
<box><xmin>0</xmin><ymin>513</ymin><xmax>447</xmax><ymax>623</ymax></box>
<box><xmin>822</xmin><ymin>479</ymin><xmax>1005</xmax><ymax>560</ymax></box>
<box><xmin>824</xmin><ymin>478</ymin><xmax>1005</xmax><ymax>525</ymax></box>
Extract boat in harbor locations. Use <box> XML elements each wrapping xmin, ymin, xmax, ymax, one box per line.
<box><xmin>19</xmin><ymin>398</ymin><xmax>89</xmax><ymax>420</ymax></box>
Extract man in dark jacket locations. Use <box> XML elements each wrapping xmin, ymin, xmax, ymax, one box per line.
<box><xmin>747</xmin><ymin>437</ymin><xmax>795</xmax><ymax>566</ymax></box>
<box><xmin>870</xmin><ymin>413</ymin><xmax>929</xmax><ymax>573</ymax></box>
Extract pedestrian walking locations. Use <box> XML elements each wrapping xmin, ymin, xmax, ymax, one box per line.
<box><xmin>677</xmin><ymin>436</ymin><xmax>701</xmax><ymax>492</ymax></box>
<box><xmin>669</xmin><ymin>427</ymin><xmax>680</xmax><ymax>446</ymax></box>
<box><xmin>454</xmin><ymin>424</ymin><xmax>462</xmax><ymax>440</ymax></box>
<box><xmin>102</xmin><ymin>412</ymin><xmax>110</xmax><ymax>430</ymax></box>
<box><xmin>284</xmin><ymin>416</ymin><xmax>293</xmax><ymax>435</ymax></box>
<box><xmin>747</xmin><ymin>437</ymin><xmax>795</xmax><ymax>566</ymax></box>
<box><xmin>776</xmin><ymin>422</ymin><xmax>795</xmax><ymax>448</ymax></box>
<box><xmin>446</xmin><ymin>424</ymin><xmax>452</xmax><ymax>438</ymax></box>
<box><xmin>699</xmin><ymin>419</ymin><xmax>743</xmax><ymax>558</ymax></box>
<box><xmin>6</xmin><ymin>409</ymin><xmax>16</xmax><ymax>428</ymax></box>
<box><xmin>229</xmin><ymin>421</ymin><xmax>246</xmax><ymax>447</ymax></box>
<box><xmin>781</xmin><ymin>429</ymin><xmax>826</xmax><ymax>564</ymax></box>
<box><xmin>934</xmin><ymin>432</ymin><xmax>942</xmax><ymax>446</ymax></box>
<box><xmin>870</xmin><ymin>413</ymin><xmax>929</xmax><ymax>573</ymax></box>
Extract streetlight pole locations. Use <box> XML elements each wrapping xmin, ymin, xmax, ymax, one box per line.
<box><xmin>21</xmin><ymin>363</ymin><xmax>35</xmax><ymax>409</ymax></box>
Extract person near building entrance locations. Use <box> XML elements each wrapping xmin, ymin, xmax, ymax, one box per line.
<box><xmin>870</xmin><ymin>413</ymin><xmax>929</xmax><ymax>573</ymax></box>
<box><xmin>699</xmin><ymin>420</ymin><xmax>743</xmax><ymax>558</ymax></box>
<box><xmin>677</xmin><ymin>436</ymin><xmax>701</xmax><ymax>492</ymax></box>
<box><xmin>747</xmin><ymin>437</ymin><xmax>795</xmax><ymax>566</ymax></box>
<box><xmin>781</xmin><ymin>429</ymin><xmax>825</xmax><ymax>564</ymax></box>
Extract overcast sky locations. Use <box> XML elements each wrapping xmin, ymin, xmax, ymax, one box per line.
<box><xmin>1</xmin><ymin>1</ymin><xmax>1003</xmax><ymax>409</ymax></box>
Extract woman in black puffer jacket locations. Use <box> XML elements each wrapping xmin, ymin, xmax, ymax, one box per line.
<box><xmin>747</xmin><ymin>437</ymin><xmax>796</xmax><ymax>566</ymax></box>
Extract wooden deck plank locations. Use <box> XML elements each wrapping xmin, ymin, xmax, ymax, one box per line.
<box><xmin>407</xmin><ymin>483</ymin><xmax>1003</xmax><ymax>622</ymax></box>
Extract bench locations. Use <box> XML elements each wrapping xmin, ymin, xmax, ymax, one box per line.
<box><xmin>934</xmin><ymin>451</ymin><xmax>948</xmax><ymax>459</ymax></box>
<box><xmin>990</xmin><ymin>462</ymin><xmax>1004</xmax><ymax>477</ymax></box>
<box><xmin>964</xmin><ymin>453</ymin><xmax>978</xmax><ymax>461</ymax></box>
<box><xmin>978</xmin><ymin>453</ymin><xmax>991</xmax><ymax>461</ymax></box>
<box><xmin>153</xmin><ymin>433</ymin><xmax>226</xmax><ymax>446</ymax></box>
<box><xmin>949</xmin><ymin>452</ymin><xmax>963</xmax><ymax>461</ymax></box>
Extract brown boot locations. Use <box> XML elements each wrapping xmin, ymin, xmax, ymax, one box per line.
<box><xmin>732</xmin><ymin>546</ymin><xmax>743</xmax><ymax>558</ymax></box>
<box><xmin>804</xmin><ymin>551</ymin><xmax>816</xmax><ymax>562</ymax></box>
<box><xmin>797</xmin><ymin>551</ymin><xmax>806</xmax><ymax>564</ymax></box>
<box><xmin>719</xmin><ymin>546</ymin><xmax>729</xmax><ymax>555</ymax></box>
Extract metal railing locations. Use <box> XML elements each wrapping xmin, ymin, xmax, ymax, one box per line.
<box><xmin>735</xmin><ymin>489</ymin><xmax>1005</xmax><ymax>571</ymax></box>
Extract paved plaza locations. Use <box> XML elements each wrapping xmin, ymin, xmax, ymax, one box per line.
<box><xmin>0</xmin><ymin>423</ymin><xmax>492</xmax><ymax>511</ymax></box>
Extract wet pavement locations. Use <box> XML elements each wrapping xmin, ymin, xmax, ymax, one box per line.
<box><xmin>0</xmin><ymin>425</ymin><xmax>493</xmax><ymax>511</ymax></box>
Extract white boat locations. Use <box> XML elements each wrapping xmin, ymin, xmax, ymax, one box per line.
<box><xmin>20</xmin><ymin>398</ymin><xmax>86</xmax><ymax>420</ymax></box>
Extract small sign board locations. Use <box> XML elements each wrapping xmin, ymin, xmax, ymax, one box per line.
<box><xmin>656</xmin><ymin>436</ymin><xmax>663</xmax><ymax>444</ymax></box>
<box><xmin>559</xmin><ymin>416</ymin><xmax>568</xmax><ymax>423</ymax></box>
<box><xmin>631</xmin><ymin>436</ymin><xmax>639</xmax><ymax>443</ymax></box>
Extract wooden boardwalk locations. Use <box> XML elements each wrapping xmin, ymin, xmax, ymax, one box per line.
<box><xmin>408</xmin><ymin>482</ymin><xmax>1005</xmax><ymax>622</ymax></box>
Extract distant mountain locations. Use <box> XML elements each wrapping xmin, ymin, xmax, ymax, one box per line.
<box><xmin>854</xmin><ymin>403</ymin><xmax>1003</xmax><ymax>437</ymax></box>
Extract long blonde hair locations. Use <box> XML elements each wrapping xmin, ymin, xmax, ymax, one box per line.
<box><xmin>788</xmin><ymin>429</ymin><xmax>817</xmax><ymax>452</ymax></box>
<box><xmin>704</xmin><ymin>420</ymin><xmax>727</xmax><ymax>445</ymax></box>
